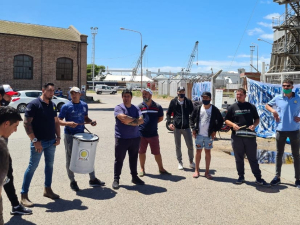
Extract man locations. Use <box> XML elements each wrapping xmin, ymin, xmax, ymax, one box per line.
<box><xmin>21</xmin><ymin>83</ymin><xmax>61</xmax><ymax>207</ymax></box>
<box><xmin>167</xmin><ymin>86</ymin><xmax>195</xmax><ymax>170</ymax></box>
<box><xmin>0</xmin><ymin>106</ymin><xmax>24</xmax><ymax>224</ymax></box>
<box><xmin>80</xmin><ymin>88</ymin><xmax>86</xmax><ymax>102</ymax></box>
<box><xmin>138</xmin><ymin>88</ymin><xmax>170</xmax><ymax>177</ymax></box>
<box><xmin>112</xmin><ymin>89</ymin><xmax>145</xmax><ymax>190</ymax></box>
<box><xmin>266</xmin><ymin>78</ymin><xmax>300</xmax><ymax>187</ymax></box>
<box><xmin>190</xmin><ymin>92</ymin><xmax>223</xmax><ymax>179</ymax></box>
<box><xmin>54</xmin><ymin>88</ymin><xmax>63</xmax><ymax>97</ymax></box>
<box><xmin>58</xmin><ymin>87</ymin><xmax>104</xmax><ymax>191</ymax></box>
<box><xmin>225</xmin><ymin>88</ymin><xmax>270</xmax><ymax>186</ymax></box>
<box><xmin>0</xmin><ymin>86</ymin><xmax>32</xmax><ymax>215</ymax></box>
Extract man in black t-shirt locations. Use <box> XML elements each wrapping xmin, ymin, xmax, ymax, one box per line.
<box><xmin>225</xmin><ymin>88</ymin><xmax>270</xmax><ymax>186</ymax></box>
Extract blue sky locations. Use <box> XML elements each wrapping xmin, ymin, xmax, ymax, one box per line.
<box><xmin>0</xmin><ymin>0</ymin><xmax>283</xmax><ymax>74</ymax></box>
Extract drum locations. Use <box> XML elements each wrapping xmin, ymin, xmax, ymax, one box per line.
<box><xmin>69</xmin><ymin>133</ymin><xmax>99</xmax><ymax>174</ymax></box>
<box><xmin>235</xmin><ymin>130</ymin><xmax>256</xmax><ymax>138</ymax></box>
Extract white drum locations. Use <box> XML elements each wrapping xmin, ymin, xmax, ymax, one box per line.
<box><xmin>69</xmin><ymin>133</ymin><xmax>99</xmax><ymax>174</ymax></box>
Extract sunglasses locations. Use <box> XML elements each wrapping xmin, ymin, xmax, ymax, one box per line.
<box><xmin>282</xmin><ymin>85</ymin><xmax>291</xmax><ymax>87</ymax></box>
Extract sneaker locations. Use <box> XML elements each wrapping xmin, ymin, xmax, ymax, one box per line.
<box><xmin>10</xmin><ymin>204</ymin><xmax>32</xmax><ymax>215</ymax></box>
<box><xmin>178</xmin><ymin>162</ymin><xmax>184</xmax><ymax>170</ymax></box>
<box><xmin>295</xmin><ymin>179</ymin><xmax>300</xmax><ymax>188</ymax></box>
<box><xmin>235</xmin><ymin>176</ymin><xmax>245</xmax><ymax>184</ymax></box>
<box><xmin>70</xmin><ymin>181</ymin><xmax>80</xmax><ymax>191</ymax></box>
<box><xmin>112</xmin><ymin>179</ymin><xmax>119</xmax><ymax>190</ymax></box>
<box><xmin>132</xmin><ymin>176</ymin><xmax>145</xmax><ymax>185</ymax></box>
<box><xmin>255</xmin><ymin>179</ymin><xmax>271</xmax><ymax>187</ymax></box>
<box><xmin>189</xmin><ymin>162</ymin><xmax>195</xmax><ymax>169</ymax></box>
<box><xmin>270</xmin><ymin>176</ymin><xmax>281</xmax><ymax>186</ymax></box>
<box><xmin>89</xmin><ymin>178</ymin><xmax>105</xmax><ymax>187</ymax></box>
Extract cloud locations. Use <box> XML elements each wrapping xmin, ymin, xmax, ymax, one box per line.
<box><xmin>259</xmin><ymin>33</ymin><xmax>273</xmax><ymax>40</ymax></box>
<box><xmin>257</xmin><ymin>22</ymin><xmax>273</xmax><ymax>28</ymax></box>
<box><xmin>247</xmin><ymin>28</ymin><xmax>264</xmax><ymax>36</ymax></box>
<box><xmin>264</xmin><ymin>13</ymin><xmax>280</xmax><ymax>20</ymax></box>
<box><xmin>260</xmin><ymin>1</ymin><xmax>271</xmax><ymax>4</ymax></box>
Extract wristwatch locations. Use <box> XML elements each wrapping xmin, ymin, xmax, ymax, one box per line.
<box><xmin>31</xmin><ymin>138</ymin><xmax>38</xmax><ymax>143</ymax></box>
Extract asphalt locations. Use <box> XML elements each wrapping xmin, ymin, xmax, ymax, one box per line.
<box><xmin>2</xmin><ymin>93</ymin><xmax>300</xmax><ymax>225</ymax></box>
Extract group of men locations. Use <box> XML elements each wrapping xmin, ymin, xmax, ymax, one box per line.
<box><xmin>1</xmin><ymin>78</ymin><xmax>300</xmax><ymax>224</ymax></box>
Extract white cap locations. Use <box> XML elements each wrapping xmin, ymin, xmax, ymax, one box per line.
<box><xmin>70</xmin><ymin>87</ymin><xmax>81</xmax><ymax>93</ymax></box>
<box><xmin>3</xmin><ymin>84</ymin><xmax>18</xmax><ymax>96</ymax></box>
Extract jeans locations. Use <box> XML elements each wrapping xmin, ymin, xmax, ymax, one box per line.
<box><xmin>275</xmin><ymin>130</ymin><xmax>300</xmax><ymax>180</ymax></box>
<box><xmin>64</xmin><ymin>134</ymin><xmax>96</xmax><ymax>182</ymax></box>
<box><xmin>21</xmin><ymin>139</ymin><xmax>56</xmax><ymax>194</ymax></box>
<box><xmin>174</xmin><ymin>128</ymin><xmax>194</xmax><ymax>163</ymax></box>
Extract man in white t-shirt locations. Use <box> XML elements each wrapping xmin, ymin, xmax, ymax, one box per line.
<box><xmin>189</xmin><ymin>92</ymin><xmax>223</xmax><ymax>179</ymax></box>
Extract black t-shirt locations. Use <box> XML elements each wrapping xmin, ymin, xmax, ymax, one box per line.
<box><xmin>25</xmin><ymin>97</ymin><xmax>57</xmax><ymax>141</ymax></box>
<box><xmin>225</xmin><ymin>101</ymin><xmax>259</xmax><ymax>134</ymax></box>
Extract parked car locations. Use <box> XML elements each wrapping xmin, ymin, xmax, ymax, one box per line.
<box><xmin>132</xmin><ymin>86</ymin><xmax>141</xmax><ymax>91</ymax></box>
<box><xmin>95</xmin><ymin>85</ymin><xmax>117</xmax><ymax>94</ymax></box>
<box><xmin>9</xmin><ymin>90</ymin><xmax>69</xmax><ymax>113</ymax></box>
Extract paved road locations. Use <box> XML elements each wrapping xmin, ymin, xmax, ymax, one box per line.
<box><xmin>2</xmin><ymin>93</ymin><xmax>300</xmax><ymax>225</ymax></box>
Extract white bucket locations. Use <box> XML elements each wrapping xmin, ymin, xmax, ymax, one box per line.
<box><xmin>69</xmin><ymin>133</ymin><xmax>99</xmax><ymax>174</ymax></box>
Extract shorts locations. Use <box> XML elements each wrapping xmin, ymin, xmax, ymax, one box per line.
<box><xmin>139</xmin><ymin>136</ymin><xmax>160</xmax><ymax>155</ymax></box>
<box><xmin>195</xmin><ymin>135</ymin><xmax>213</xmax><ymax>150</ymax></box>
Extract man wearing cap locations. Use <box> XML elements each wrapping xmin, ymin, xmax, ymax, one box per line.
<box><xmin>190</xmin><ymin>92</ymin><xmax>223</xmax><ymax>179</ymax></box>
<box><xmin>138</xmin><ymin>88</ymin><xmax>170</xmax><ymax>176</ymax></box>
<box><xmin>21</xmin><ymin>83</ymin><xmax>61</xmax><ymax>207</ymax></box>
<box><xmin>58</xmin><ymin>87</ymin><xmax>104</xmax><ymax>191</ymax></box>
<box><xmin>167</xmin><ymin>86</ymin><xmax>195</xmax><ymax>170</ymax></box>
<box><xmin>0</xmin><ymin>85</ymin><xmax>32</xmax><ymax>215</ymax></box>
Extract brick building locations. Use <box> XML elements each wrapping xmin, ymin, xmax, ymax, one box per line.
<box><xmin>0</xmin><ymin>20</ymin><xmax>87</xmax><ymax>94</ymax></box>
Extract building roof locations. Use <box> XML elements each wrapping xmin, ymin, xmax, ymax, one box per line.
<box><xmin>104</xmin><ymin>75</ymin><xmax>153</xmax><ymax>82</ymax></box>
<box><xmin>0</xmin><ymin>20</ymin><xmax>86</xmax><ymax>42</ymax></box>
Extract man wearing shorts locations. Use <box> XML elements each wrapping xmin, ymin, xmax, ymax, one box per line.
<box><xmin>138</xmin><ymin>88</ymin><xmax>170</xmax><ymax>176</ymax></box>
<box><xmin>190</xmin><ymin>92</ymin><xmax>223</xmax><ymax>179</ymax></box>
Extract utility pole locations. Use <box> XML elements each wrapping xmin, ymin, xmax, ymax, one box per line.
<box><xmin>91</xmin><ymin>27</ymin><xmax>98</xmax><ymax>90</ymax></box>
<box><xmin>250</xmin><ymin>46</ymin><xmax>255</xmax><ymax>72</ymax></box>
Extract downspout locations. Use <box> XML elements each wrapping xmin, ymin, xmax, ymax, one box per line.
<box><xmin>41</xmin><ymin>39</ymin><xmax>43</xmax><ymax>89</ymax></box>
<box><xmin>77</xmin><ymin>42</ymin><xmax>80</xmax><ymax>87</ymax></box>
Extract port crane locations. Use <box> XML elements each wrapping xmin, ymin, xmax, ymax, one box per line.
<box><xmin>181</xmin><ymin>41</ymin><xmax>199</xmax><ymax>79</ymax></box>
<box><xmin>130</xmin><ymin>45</ymin><xmax>148</xmax><ymax>81</ymax></box>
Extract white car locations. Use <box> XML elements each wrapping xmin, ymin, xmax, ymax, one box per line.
<box><xmin>9</xmin><ymin>90</ymin><xmax>69</xmax><ymax>113</ymax></box>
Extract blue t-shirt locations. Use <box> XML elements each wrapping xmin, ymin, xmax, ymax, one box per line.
<box><xmin>268</xmin><ymin>93</ymin><xmax>300</xmax><ymax>131</ymax></box>
<box><xmin>55</xmin><ymin>90</ymin><xmax>63</xmax><ymax>97</ymax></box>
<box><xmin>138</xmin><ymin>101</ymin><xmax>163</xmax><ymax>137</ymax></box>
<box><xmin>58</xmin><ymin>101</ymin><xmax>88</xmax><ymax>135</ymax></box>
<box><xmin>25</xmin><ymin>97</ymin><xmax>57</xmax><ymax>141</ymax></box>
<box><xmin>114</xmin><ymin>103</ymin><xmax>142</xmax><ymax>139</ymax></box>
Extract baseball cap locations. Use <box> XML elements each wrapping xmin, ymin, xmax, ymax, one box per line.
<box><xmin>201</xmin><ymin>91</ymin><xmax>211</xmax><ymax>98</ymax></box>
<box><xmin>177</xmin><ymin>86</ymin><xmax>185</xmax><ymax>91</ymax></box>
<box><xmin>143</xmin><ymin>88</ymin><xmax>153</xmax><ymax>95</ymax></box>
<box><xmin>3</xmin><ymin>84</ymin><xmax>18</xmax><ymax>96</ymax></box>
<box><xmin>70</xmin><ymin>87</ymin><xmax>81</xmax><ymax>93</ymax></box>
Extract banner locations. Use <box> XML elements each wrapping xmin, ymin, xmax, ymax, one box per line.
<box><xmin>247</xmin><ymin>78</ymin><xmax>300</xmax><ymax>138</ymax></box>
<box><xmin>192</xmin><ymin>81</ymin><xmax>211</xmax><ymax>101</ymax></box>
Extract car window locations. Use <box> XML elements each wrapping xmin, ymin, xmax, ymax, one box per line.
<box><xmin>13</xmin><ymin>92</ymin><xmax>21</xmax><ymax>97</ymax></box>
<box><xmin>25</xmin><ymin>92</ymin><xmax>41</xmax><ymax>98</ymax></box>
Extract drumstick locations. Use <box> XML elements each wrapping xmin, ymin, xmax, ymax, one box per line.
<box><xmin>239</xmin><ymin>125</ymin><xmax>247</xmax><ymax>129</ymax></box>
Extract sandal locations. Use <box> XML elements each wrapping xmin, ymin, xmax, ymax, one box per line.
<box><xmin>159</xmin><ymin>170</ymin><xmax>172</xmax><ymax>175</ymax></box>
<box><xmin>139</xmin><ymin>171</ymin><xmax>145</xmax><ymax>177</ymax></box>
<box><xmin>205</xmin><ymin>173</ymin><xmax>213</xmax><ymax>180</ymax></box>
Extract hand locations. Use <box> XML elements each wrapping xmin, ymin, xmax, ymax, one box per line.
<box><xmin>91</xmin><ymin>120</ymin><xmax>97</xmax><ymax>126</ymax></box>
<box><xmin>169</xmin><ymin>124</ymin><xmax>174</xmax><ymax>131</ymax></box>
<box><xmin>34</xmin><ymin>141</ymin><xmax>43</xmax><ymax>153</ymax></box>
<box><xmin>272</xmin><ymin>111</ymin><xmax>280</xmax><ymax>122</ymax></box>
<box><xmin>192</xmin><ymin>130</ymin><xmax>196</xmax><ymax>138</ymax></box>
<box><xmin>68</xmin><ymin>122</ymin><xmax>78</xmax><ymax>128</ymax></box>
<box><xmin>118</xmin><ymin>115</ymin><xmax>134</xmax><ymax>124</ymax></box>
<box><xmin>232</xmin><ymin>124</ymin><xmax>240</xmax><ymax>131</ymax></box>
<box><xmin>248</xmin><ymin>125</ymin><xmax>256</xmax><ymax>131</ymax></box>
<box><xmin>53</xmin><ymin>138</ymin><xmax>60</xmax><ymax>146</ymax></box>
<box><xmin>294</xmin><ymin>116</ymin><xmax>300</xmax><ymax>123</ymax></box>
<box><xmin>211</xmin><ymin>131</ymin><xmax>216</xmax><ymax>139</ymax></box>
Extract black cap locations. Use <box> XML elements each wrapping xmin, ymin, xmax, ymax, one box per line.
<box><xmin>201</xmin><ymin>91</ymin><xmax>211</xmax><ymax>98</ymax></box>
<box><xmin>0</xmin><ymin>85</ymin><xmax>4</xmax><ymax>96</ymax></box>
<box><xmin>177</xmin><ymin>86</ymin><xmax>185</xmax><ymax>91</ymax></box>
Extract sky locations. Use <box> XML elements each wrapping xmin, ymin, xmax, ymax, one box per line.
<box><xmin>0</xmin><ymin>0</ymin><xmax>284</xmax><ymax>75</ymax></box>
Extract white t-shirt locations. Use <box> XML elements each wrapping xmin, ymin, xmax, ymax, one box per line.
<box><xmin>198</xmin><ymin>105</ymin><xmax>212</xmax><ymax>137</ymax></box>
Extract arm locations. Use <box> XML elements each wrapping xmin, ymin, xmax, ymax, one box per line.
<box><xmin>166</xmin><ymin>100</ymin><xmax>174</xmax><ymax>123</ymax></box>
<box><xmin>53</xmin><ymin>117</ymin><xmax>61</xmax><ymax>146</ymax></box>
<box><xmin>24</xmin><ymin>116</ymin><xmax>43</xmax><ymax>153</ymax></box>
<box><xmin>189</xmin><ymin>106</ymin><xmax>197</xmax><ymax>131</ymax></box>
<box><xmin>84</xmin><ymin>115</ymin><xmax>97</xmax><ymax>126</ymax></box>
<box><xmin>158</xmin><ymin>105</ymin><xmax>164</xmax><ymax>123</ymax></box>
<box><xmin>128</xmin><ymin>115</ymin><xmax>144</xmax><ymax>126</ymax></box>
<box><xmin>158</xmin><ymin>116</ymin><xmax>164</xmax><ymax>123</ymax></box>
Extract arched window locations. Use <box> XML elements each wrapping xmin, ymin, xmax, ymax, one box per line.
<box><xmin>56</xmin><ymin>57</ymin><xmax>73</xmax><ymax>80</ymax></box>
<box><xmin>13</xmin><ymin>55</ymin><xmax>33</xmax><ymax>79</ymax></box>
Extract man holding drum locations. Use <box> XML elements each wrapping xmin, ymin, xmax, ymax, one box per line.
<box><xmin>225</xmin><ymin>88</ymin><xmax>270</xmax><ymax>186</ymax></box>
<box><xmin>58</xmin><ymin>87</ymin><xmax>104</xmax><ymax>191</ymax></box>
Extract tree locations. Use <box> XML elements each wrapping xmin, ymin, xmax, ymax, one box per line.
<box><xmin>87</xmin><ymin>64</ymin><xmax>105</xmax><ymax>81</ymax></box>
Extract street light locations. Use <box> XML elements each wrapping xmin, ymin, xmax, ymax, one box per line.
<box><xmin>257</xmin><ymin>38</ymin><xmax>273</xmax><ymax>45</ymax></box>
<box><xmin>252</xmin><ymin>42</ymin><xmax>259</xmax><ymax>72</ymax></box>
<box><xmin>120</xmin><ymin>27</ymin><xmax>143</xmax><ymax>89</ymax></box>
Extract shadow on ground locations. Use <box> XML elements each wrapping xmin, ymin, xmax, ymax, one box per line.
<box><xmin>121</xmin><ymin>184</ymin><xmax>167</xmax><ymax>195</ymax></box>
<box><xmin>5</xmin><ymin>217</ymin><xmax>36</xmax><ymax>225</ymax></box>
<box><xmin>145</xmin><ymin>173</ymin><xmax>186</xmax><ymax>182</ymax></box>
<box><xmin>76</xmin><ymin>187</ymin><xmax>117</xmax><ymax>200</ymax></box>
<box><xmin>34</xmin><ymin>198</ymin><xmax>88</xmax><ymax>213</ymax></box>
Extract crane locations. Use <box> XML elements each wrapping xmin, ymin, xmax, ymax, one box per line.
<box><xmin>131</xmin><ymin>45</ymin><xmax>148</xmax><ymax>81</ymax></box>
<box><xmin>181</xmin><ymin>41</ymin><xmax>199</xmax><ymax>79</ymax></box>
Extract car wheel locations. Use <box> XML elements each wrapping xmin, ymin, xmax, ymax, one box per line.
<box><xmin>17</xmin><ymin>103</ymin><xmax>27</xmax><ymax>113</ymax></box>
<box><xmin>97</xmin><ymin>91</ymin><xmax>102</xmax><ymax>94</ymax></box>
<box><xmin>57</xmin><ymin>103</ymin><xmax>64</xmax><ymax>112</ymax></box>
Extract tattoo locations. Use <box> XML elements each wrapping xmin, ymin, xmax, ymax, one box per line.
<box><xmin>128</xmin><ymin>118</ymin><xmax>139</xmax><ymax>126</ymax></box>
<box><xmin>24</xmin><ymin>117</ymin><xmax>34</xmax><ymax>135</ymax></box>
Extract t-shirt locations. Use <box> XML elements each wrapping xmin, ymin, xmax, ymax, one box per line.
<box><xmin>58</xmin><ymin>101</ymin><xmax>88</xmax><ymax>135</ymax></box>
<box><xmin>55</xmin><ymin>90</ymin><xmax>63</xmax><ymax>97</ymax></box>
<box><xmin>138</xmin><ymin>101</ymin><xmax>164</xmax><ymax>137</ymax></box>
<box><xmin>114</xmin><ymin>103</ymin><xmax>142</xmax><ymax>139</ymax></box>
<box><xmin>225</xmin><ymin>101</ymin><xmax>259</xmax><ymax>135</ymax></box>
<box><xmin>198</xmin><ymin>105</ymin><xmax>212</xmax><ymax>137</ymax></box>
<box><xmin>25</xmin><ymin>97</ymin><xmax>57</xmax><ymax>140</ymax></box>
<box><xmin>268</xmin><ymin>93</ymin><xmax>300</xmax><ymax>131</ymax></box>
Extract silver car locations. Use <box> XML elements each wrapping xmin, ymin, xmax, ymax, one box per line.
<box><xmin>9</xmin><ymin>90</ymin><xmax>69</xmax><ymax>113</ymax></box>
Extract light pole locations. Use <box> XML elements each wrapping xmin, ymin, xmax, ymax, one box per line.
<box><xmin>120</xmin><ymin>27</ymin><xmax>143</xmax><ymax>89</ymax></box>
<box><xmin>91</xmin><ymin>27</ymin><xmax>98</xmax><ymax>90</ymax></box>
<box><xmin>257</xmin><ymin>38</ymin><xmax>272</xmax><ymax>45</ymax></box>
<box><xmin>252</xmin><ymin>42</ymin><xmax>259</xmax><ymax>72</ymax></box>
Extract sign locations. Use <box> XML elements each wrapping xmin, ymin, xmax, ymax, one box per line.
<box><xmin>215</xmin><ymin>89</ymin><xmax>223</xmax><ymax>109</ymax></box>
